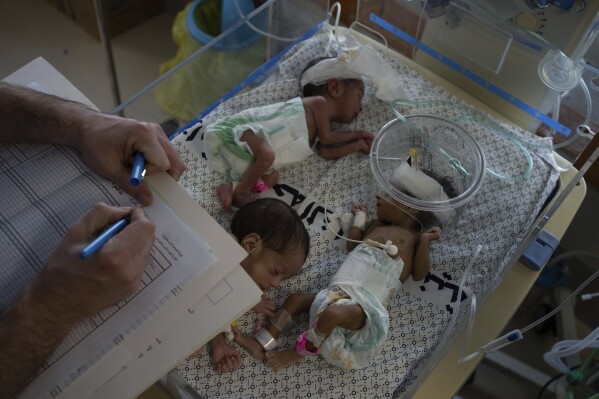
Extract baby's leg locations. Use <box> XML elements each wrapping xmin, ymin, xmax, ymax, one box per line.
<box><xmin>234</xmin><ymin>294</ymin><xmax>315</xmax><ymax>362</ymax></box>
<box><xmin>234</xmin><ymin>130</ymin><xmax>275</xmax><ymax>207</ymax></box>
<box><xmin>266</xmin><ymin>348</ymin><xmax>304</xmax><ymax>371</ymax></box>
<box><xmin>266</xmin><ymin>303</ymin><xmax>366</xmax><ymax>370</ymax></box>
<box><xmin>233</xmin><ymin>329</ymin><xmax>266</xmax><ymax>360</ymax></box>
<box><xmin>216</xmin><ymin>183</ymin><xmax>234</xmax><ymax>211</ymax></box>
<box><xmin>281</xmin><ymin>293</ymin><xmax>316</xmax><ymax>319</ymax></box>
<box><xmin>315</xmin><ymin>304</ymin><xmax>366</xmax><ymax>339</ymax></box>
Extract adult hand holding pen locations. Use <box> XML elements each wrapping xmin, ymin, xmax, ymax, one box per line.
<box><xmin>76</xmin><ymin>112</ymin><xmax>186</xmax><ymax>206</ymax></box>
<box><xmin>0</xmin><ymin>82</ymin><xmax>185</xmax><ymax>398</ymax></box>
<box><xmin>40</xmin><ymin>204</ymin><xmax>154</xmax><ymax>319</ymax></box>
<box><xmin>0</xmin><ymin>204</ymin><xmax>154</xmax><ymax>398</ymax></box>
<box><xmin>0</xmin><ymin>82</ymin><xmax>186</xmax><ymax>207</ymax></box>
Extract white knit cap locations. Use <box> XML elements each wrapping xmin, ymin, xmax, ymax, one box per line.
<box><xmin>300</xmin><ymin>44</ymin><xmax>408</xmax><ymax>103</ymax></box>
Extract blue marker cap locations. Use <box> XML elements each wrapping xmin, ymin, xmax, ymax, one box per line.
<box><xmin>130</xmin><ymin>152</ymin><xmax>146</xmax><ymax>186</ymax></box>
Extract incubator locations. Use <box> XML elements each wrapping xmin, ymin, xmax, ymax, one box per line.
<box><xmin>113</xmin><ymin>1</ymin><xmax>598</xmax><ymax>397</ymax></box>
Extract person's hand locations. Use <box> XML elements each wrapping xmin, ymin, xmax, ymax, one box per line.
<box><xmin>352</xmin><ymin>204</ymin><xmax>367</xmax><ymax>215</ymax></box>
<box><xmin>421</xmin><ymin>226</ymin><xmax>442</xmax><ymax>244</ymax></box>
<box><xmin>76</xmin><ymin>112</ymin><xmax>186</xmax><ymax>206</ymax></box>
<box><xmin>211</xmin><ymin>341</ymin><xmax>241</xmax><ymax>374</ymax></box>
<box><xmin>28</xmin><ymin>203</ymin><xmax>155</xmax><ymax>325</ymax></box>
<box><xmin>252</xmin><ymin>292</ymin><xmax>276</xmax><ymax>317</ymax></box>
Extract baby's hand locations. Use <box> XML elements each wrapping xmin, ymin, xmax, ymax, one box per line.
<box><xmin>190</xmin><ymin>345</ymin><xmax>206</xmax><ymax>358</ymax></box>
<box><xmin>358</xmin><ymin>131</ymin><xmax>374</xmax><ymax>152</ymax></box>
<box><xmin>355</xmin><ymin>138</ymin><xmax>372</xmax><ymax>154</ymax></box>
<box><xmin>356</xmin><ymin>130</ymin><xmax>375</xmax><ymax>141</ymax></box>
<box><xmin>211</xmin><ymin>341</ymin><xmax>241</xmax><ymax>374</ymax></box>
<box><xmin>252</xmin><ymin>293</ymin><xmax>276</xmax><ymax>317</ymax></box>
<box><xmin>421</xmin><ymin>226</ymin><xmax>442</xmax><ymax>243</ymax></box>
<box><xmin>352</xmin><ymin>204</ymin><xmax>368</xmax><ymax>215</ymax></box>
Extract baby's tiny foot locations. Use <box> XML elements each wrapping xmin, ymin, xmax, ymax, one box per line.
<box><xmin>216</xmin><ymin>184</ymin><xmax>233</xmax><ymax>211</ymax></box>
<box><xmin>266</xmin><ymin>348</ymin><xmax>304</xmax><ymax>371</ymax></box>
<box><xmin>262</xmin><ymin>170</ymin><xmax>279</xmax><ymax>188</ymax></box>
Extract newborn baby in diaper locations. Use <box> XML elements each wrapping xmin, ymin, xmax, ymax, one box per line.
<box><xmin>204</xmin><ymin>55</ymin><xmax>376</xmax><ymax>211</ymax></box>
<box><xmin>233</xmin><ymin>163</ymin><xmax>445</xmax><ymax>370</ymax></box>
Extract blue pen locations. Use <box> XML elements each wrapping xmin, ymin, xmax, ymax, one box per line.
<box><xmin>130</xmin><ymin>152</ymin><xmax>146</xmax><ymax>186</ymax></box>
<box><xmin>79</xmin><ymin>217</ymin><xmax>130</xmax><ymax>260</ymax></box>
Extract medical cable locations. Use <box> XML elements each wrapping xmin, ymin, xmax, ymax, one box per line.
<box><xmin>521</xmin><ymin>251</ymin><xmax>599</xmax><ymax>334</ymax></box>
<box><xmin>581</xmin><ymin>292</ymin><xmax>599</xmax><ymax>301</ymax></box>
<box><xmin>323</xmin><ymin>1</ymin><xmax>342</xmax><ymax>55</ymax></box>
<box><xmin>391</xmin><ymin>98</ymin><xmax>534</xmax><ymax>182</ymax></box>
<box><xmin>544</xmin><ymin>328</ymin><xmax>599</xmax><ymax>376</ymax></box>
<box><xmin>390</xmin><ymin>100</ymin><xmax>472</xmax><ymax>179</ymax></box>
<box><xmin>321</xmin><ymin>154</ymin><xmax>423</xmax><ymax>254</ymax></box>
<box><xmin>433</xmin><ymin>244</ymin><xmax>485</xmax><ymax>364</ymax></box>
<box><xmin>456</xmin><ymin>251</ymin><xmax>599</xmax><ymax>364</ymax></box>
<box><xmin>390</xmin><ymin>98</ymin><xmax>594</xmax><ymax>181</ymax></box>
<box><xmin>231</xmin><ymin>0</ymin><xmax>300</xmax><ymax>42</ymax></box>
<box><xmin>412</xmin><ymin>0</ymin><xmax>428</xmax><ymax>61</ymax></box>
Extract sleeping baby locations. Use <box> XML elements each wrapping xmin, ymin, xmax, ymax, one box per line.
<box><xmin>203</xmin><ymin>54</ymin><xmax>375</xmax><ymax>211</ymax></box>
<box><xmin>233</xmin><ymin>163</ymin><xmax>447</xmax><ymax>370</ymax></box>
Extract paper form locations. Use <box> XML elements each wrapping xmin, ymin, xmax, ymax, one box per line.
<box><xmin>0</xmin><ymin>142</ymin><xmax>216</xmax><ymax>398</ymax></box>
<box><xmin>3</xmin><ymin>58</ymin><xmax>260</xmax><ymax>398</ymax></box>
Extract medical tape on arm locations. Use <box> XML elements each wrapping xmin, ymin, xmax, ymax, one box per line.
<box><xmin>255</xmin><ymin>328</ymin><xmax>277</xmax><ymax>351</ymax></box>
<box><xmin>353</xmin><ymin>211</ymin><xmax>367</xmax><ymax>230</ymax></box>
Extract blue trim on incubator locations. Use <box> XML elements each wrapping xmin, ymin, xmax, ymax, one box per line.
<box><xmin>173</xmin><ymin>22</ymin><xmax>323</xmax><ymax>139</ymax></box>
<box><xmin>370</xmin><ymin>13</ymin><xmax>572</xmax><ymax>137</ymax></box>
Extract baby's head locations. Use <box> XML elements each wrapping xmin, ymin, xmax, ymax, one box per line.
<box><xmin>300</xmin><ymin>57</ymin><xmax>365</xmax><ymax>124</ymax></box>
<box><xmin>375</xmin><ymin>193</ymin><xmax>437</xmax><ymax>233</ymax></box>
<box><xmin>231</xmin><ymin>198</ymin><xmax>310</xmax><ymax>291</ymax></box>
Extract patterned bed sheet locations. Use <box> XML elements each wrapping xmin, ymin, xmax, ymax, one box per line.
<box><xmin>170</xmin><ymin>26</ymin><xmax>560</xmax><ymax>398</ymax></box>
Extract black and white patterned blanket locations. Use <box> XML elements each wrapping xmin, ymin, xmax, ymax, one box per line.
<box><xmin>171</xmin><ymin>26</ymin><xmax>559</xmax><ymax>398</ymax></box>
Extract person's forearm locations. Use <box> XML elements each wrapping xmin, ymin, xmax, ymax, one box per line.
<box><xmin>0</xmin><ymin>82</ymin><xmax>95</xmax><ymax>147</ymax></box>
<box><xmin>0</xmin><ymin>284</ymin><xmax>76</xmax><ymax>398</ymax></box>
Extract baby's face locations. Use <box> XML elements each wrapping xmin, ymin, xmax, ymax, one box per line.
<box><xmin>336</xmin><ymin>80</ymin><xmax>364</xmax><ymax>124</ymax></box>
<box><xmin>241</xmin><ymin>243</ymin><xmax>305</xmax><ymax>292</ymax></box>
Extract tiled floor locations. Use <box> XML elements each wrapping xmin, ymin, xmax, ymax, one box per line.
<box><xmin>2</xmin><ymin>1</ymin><xmax>598</xmax><ymax>398</ymax></box>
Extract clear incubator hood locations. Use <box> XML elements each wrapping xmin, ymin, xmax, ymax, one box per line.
<box><xmin>372</xmin><ymin>0</ymin><xmax>599</xmax><ymax>167</ymax></box>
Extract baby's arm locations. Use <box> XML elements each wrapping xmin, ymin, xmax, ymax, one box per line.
<box><xmin>304</xmin><ymin>97</ymin><xmax>374</xmax><ymax>156</ymax></box>
<box><xmin>411</xmin><ymin>227</ymin><xmax>442</xmax><ymax>281</ymax></box>
<box><xmin>319</xmin><ymin>139</ymin><xmax>372</xmax><ymax>159</ymax></box>
<box><xmin>208</xmin><ymin>333</ymin><xmax>241</xmax><ymax>374</ymax></box>
<box><xmin>251</xmin><ymin>292</ymin><xmax>276</xmax><ymax>317</ymax></box>
<box><xmin>347</xmin><ymin>204</ymin><xmax>367</xmax><ymax>252</ymax></box>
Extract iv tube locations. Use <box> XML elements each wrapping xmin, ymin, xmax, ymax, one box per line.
<box><xmin>231</xmin><ymin>0</ymin><xmax>300</xmax><ymax>42</ymax></box>
<box><xmin>390</xmin><ymin>99</ymin><xmax>532</xmax><ymax>182</ymax></box>
<box><xmin>457</xmin><ymin>252</ymin><xmax>599</xmax><ymax>364</ymax></box>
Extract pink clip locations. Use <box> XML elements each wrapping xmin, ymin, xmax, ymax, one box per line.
<box><xmin>251</xmin><ymin>180</ymin><xmax>269</xmax><ymax>193</ymax></box>
<box><xmin>296</xmin><ymin>330</ymin><xmax>318</xmax><ymax>356</ymax></box>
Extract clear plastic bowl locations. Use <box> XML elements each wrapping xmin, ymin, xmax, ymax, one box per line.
<box><xmin>370</xmin><ymin>115</ymin><xmax>486</xmax><ymax>227</ymax></box>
